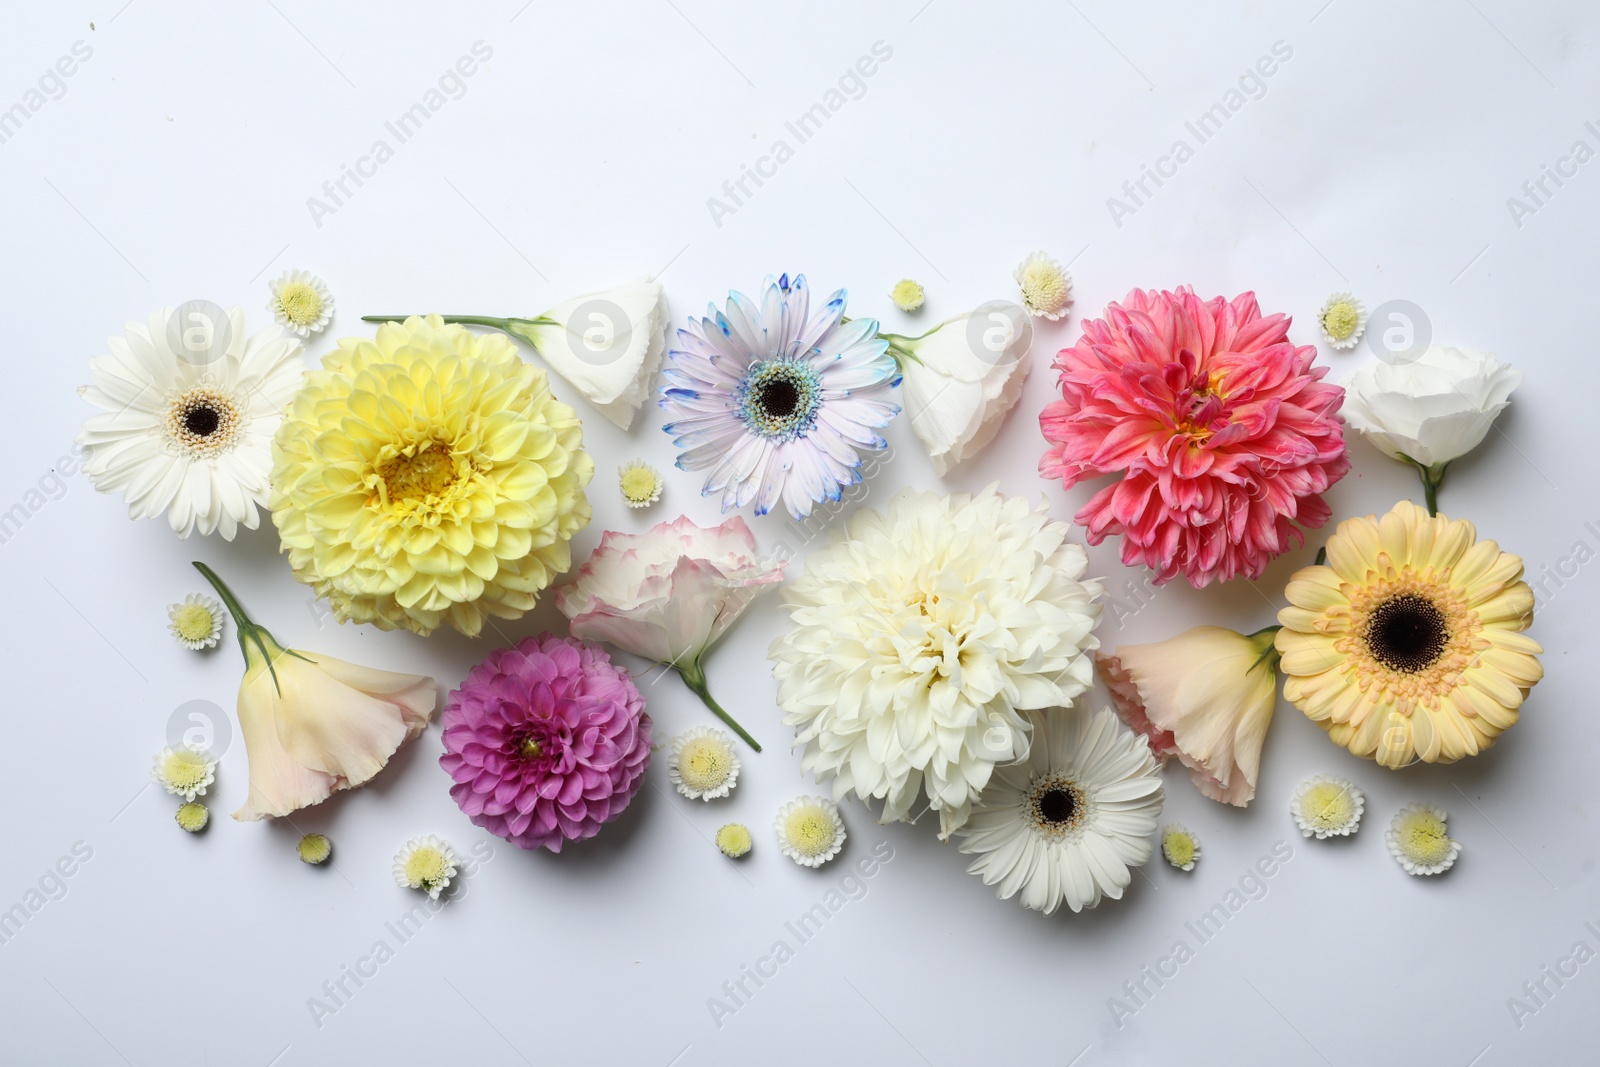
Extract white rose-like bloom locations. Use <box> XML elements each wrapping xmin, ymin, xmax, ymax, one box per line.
<box><xmin>769</xmin><ymin>486</ymin><xmax>1104</xmax><ymax>839</ymax></box>
<box><xmin>1342</xmin><ymin>346</ymin><xmax>1522</xmax><ymax>469</ymax></box>
<box><xmin>514</xmin><ymin>277</ymin><xmax>669</xmax><ymax>430</ymax></box>
<box><xmin>896</xmin><ymin>304</ymin><xmax>1033</xmax><ymax>475</ymax></box>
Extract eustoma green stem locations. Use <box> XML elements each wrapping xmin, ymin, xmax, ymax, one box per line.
<box><xmin>675</xmin><ymin>657</ymin><xmax>761</xmax><ymax>752</ymax></box>
<box><xmin>191</xmin><ymin>561</ymin><xmax>306</xmax><ymax>693</ymax></box>
<box><xmin>840</xmin><ymin>314</ymin><xmax>925</xmax><ymax>366</ymax></box>
<box><xmin>1246</xmin><ymin>624</ymin><xmax>1282</xmax><ymax>676</ymax></box>
<box><xmin>361</xmin><ymin>314</ymin><xmax>558</xmax><ymax>345</ymax></box>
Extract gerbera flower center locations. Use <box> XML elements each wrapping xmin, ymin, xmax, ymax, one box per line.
<box><xmin>1365</xmin><ymin>593</ymin><xmax>1449</xmax><ymax>673</ymax></box>
<box><xmin>276</xmin><ymin>281</ymin><xmax>324</xmax><ymax>326</ymax></box>
<box><xmin>1029</xmin><ymin>775</ymin><xmax>1088</xmax><ymax>836</ymax></box>
<box><xmin>378</xmin><ymin>445</ymin><xmax>459</xmax><ymax>503</ymax></box>
<box><xmin>739</xmin><ymin>360</ymin><xmax>821</xmax><ymax>439</ymax></box>
<box><xmin>165</xmin><ymin>386</ymin><xmax>241</xmax><ymax>457</ymax></box>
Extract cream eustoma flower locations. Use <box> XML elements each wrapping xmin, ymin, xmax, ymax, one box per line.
<box><xmin>364</xmin><ymin>278</ymin><xmax>668</xmax><ymax>429</ymax></box>
<box><xmin>884</xmin><ymin>302</ymin><xmax>1033</xmax><ymax>475</ymax></box>
<box><xmin>1341</xmin><ymin>346</ymin><xmax>1522</xmax><ymax>510</ymax></box>
<box><xmin>1098</xmin><ymin>625</ymin><xmax>1281</xmax><ymax>807</ymax></box>
<box><xmin>194</xmin><ymin>563</ymin><xmax>435</xmax><ymax>821</ymax></box>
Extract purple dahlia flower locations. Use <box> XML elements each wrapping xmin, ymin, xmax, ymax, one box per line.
<box><xmin>440</xmin><ymin>634</ymin><xmax>650</xmax><ymax>852</ymax></box>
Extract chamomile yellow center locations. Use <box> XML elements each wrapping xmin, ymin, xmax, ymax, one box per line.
<box><xmin>890</xmin><ymin>279</ymin><xmax>925</xmax><ymax>312</ymax></box>
<box><xmin>276</xmin><ymin>281</ymin><xmax>324</xmax><ymax>326</ymax></box>
<box><xmin>1020</xmin><ymin>262</ymin><xmax>1069</xmax><ymax>312</ymax></box>
<box><xmin>175</xmin><ymin>802</ymin><xmax>209</xmax><ymax>832</ymax></box>
<box><xmin>1394</xmin><ymin>810</ymin><xmax>1452</xmax><ymax>865</ymax></box>
<box><xmin>404</xmin><ymin>847</ymin><xmax>450</xmax><ymax>886</ymax></box>
<box><xmin>298</xmin><ymin>834</ymin><xmax>332</xmax><ymax>864</ymax></box>
<box><xmin>678</xmin><ymin>737</ymin><xmax>733</xmax><ymax>792</ymax></box>
<box><xmin>716</xmin><ymin>823</ymin><xmax>752</xmax><ymax>857</ymax></box>
<box><xmin>171</xmin><ymin>603</ymin><xmax>216</xmax><ymax>642</ymax></box>
<box><xmin>783</xmin><ymin>807</ymin><xmax>837</xmax><ymax>856</ymax></box>
<box><xmin>1321</xmin><ymin>301</ymin><xmax>1360</xmax><ymax>340</ymax></box>
<box><xmin>620</xmin><ymin>465</ymin><xmax>660</xmax><ymax>504</ymax></box>
<box><xmin>161</xmin><ymin>750</ymin><xmax>209</xmax><ymax>791</ymax></box>
<box><xmin>1162</xmin><ymin>830</ymin><xmax>1197</xmax><ymax>867</ymax></box>
<box><xmin>1302</xmin><ymin>781</ymin><xmax>1358</xmax><ymax>831</ymax></box>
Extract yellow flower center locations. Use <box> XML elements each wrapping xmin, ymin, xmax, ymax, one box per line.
<box><xmin>519</xmin><ymin>737</ymin><xmax>544</xmax><ymax>760</ymax></box>
<box><xmin>378</xmin><ymin>445</ymin><xmax>459</xmax><ymax>503</ymax></box>
<box><xmin>298</xmin><ymin>835</ymin><xmax>331</xmax><ymax>863</ymax></box>
<box><xmin>277</xmin><ymin>281</ymin><xmax>324</xmax><ymax>326</ymax></box>
<box><xmin>175</xmin><ymin>802</ymin><xmax>208</xmax><ymax>832</ymax></box>
<box><xmin>161</xmin><ymin>750</ymin><xmax>209</xmax><ymax>791</ymax></box>
<box><xmin>620</xmin><ymin>465</ymin><xmax>660</xmax><ymax>504</ymax></box>
<box><xmin>1338</xmin><ymin>571</ymin><xmax>1478</xmax><ymax>713</ymax></box>
<box><xmin>679</xmin><ymin>737</ymin><xmax>733</xmax><ymax>791</ymax></box>
<box><xmin>783</xmin><ymin>807</ymin><xmax>837</xmax><ymax>856</ymax></box>
<box><xmin>165</xmin><ymin>386</ymin><xmax>240</xmax><ymax>458</ymax></box>
<box><xmin>1029</xmin><ymin>775</ymin><xmax>1088</xmax><ymax>836</ymax></box>
<box><xmin>716</xmin><ymin>824</ymin><xmax>752</xmax><ymax>857</ymax></box>
<box><xmin>1163</xmin><ymin>830</ymin><xmax>1196</xmax><ymax>867</ymax></box>
<box><xmin>1395</xmin><ymin>811</ymin><xmax>1452</xmax><ymax>865</ymax></box>
<box><xmin>890</xmin><ymin>279</ymin><xmax>925</xmax><ymax>311</ymax></box>
<box><xmin>404</xmin><ymin>847</ymin><xmax>450</xmax><ymax>886</ymax></box>
<box><xmin>1020</xmin><ymin>262</ymin><xmax>1069</xmax><ymax>313</ymax></box>
<box><xmin>1301</xmin><ymin>782</ymin><xmax>1357</xmax><ymax>830</ymax></box>
<box><xmin>1322</xmin><ymin>301</ymin><xmax>1359</xmax><ymax>340</ymax></box>
<box><xmin>172</xmin><ymin>603</ymin><xmax>216</xmax><ymax>641</ymax></box>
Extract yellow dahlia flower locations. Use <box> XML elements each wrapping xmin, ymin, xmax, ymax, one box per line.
<box><xmin>270</xmin><ymin>315</ymin><xmax>594</xmax><ymax>636</ymax></box>
<box><xmin>1276</xmin><ymin>500</ymin><xmax>1542</xmax><ymax>768</ymax></box>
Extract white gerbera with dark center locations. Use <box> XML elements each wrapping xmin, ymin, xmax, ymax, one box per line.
<box><xmin>76</xmin><ymin>307</ymin><xmax>304</xmax><ymax>539</ymax></box>
<box><xmin>660</xmin><ymin>273</ymin><xmax>901</xmax><ymax>519</ymax></box>
<box><xmin>770</xmin><ymin>486</ymin><xmax>1104</xmax><ymax>838</ymax></box>
<box><xmin>956</xmin><ymin>705</ymin><xmax>1164</xmax><ymax>914</ymax></box>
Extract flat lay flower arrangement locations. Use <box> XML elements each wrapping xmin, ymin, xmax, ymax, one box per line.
<box><xmin>84</xmin><ymin>253</ymin><xmax>1539</xmax><ymax>916</ymax></box>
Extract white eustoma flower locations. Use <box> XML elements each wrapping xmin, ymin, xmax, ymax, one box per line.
<box><xmin>516</xmin><ymin>278</ymin><xmax>669</xmax><ymax>430</ymax></box>
<box><xmin>1342</xmin><ymin>346</ymin><xmax>1522</xmax><ymax>469</ymax></box>
<box><xmin>891</xmin><ymin>302</ymin><xmax>1033</xmax><ymax>475</ymax></box>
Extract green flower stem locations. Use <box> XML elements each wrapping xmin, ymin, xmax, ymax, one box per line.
<box><xmin>840</xmin><ymin>315</ymin><xmax>925</xmax><ymax>366</ymax></box>
<box><xmin>360</xmin><ymin>314</ymin><xmax>557</xmax><ymax>332</ymax></box>
<box><xmin>192</xmin><ymin>561</ymin><xmax>303</xmax><ymax>693</ymax></box>
<box><xmin>1396</xmin><ymin>453</ymin><xmax>1449</xmax><ymax>516</ymax></box>
<box><xmin>1245</xmin><ymin>624</ymin><xmax>1283</xmax><ymax>676</ymax></box>
<box><xmin>674</xmin><ymin>658</ymin><xmax>761</xmax><ymax>752</ymax></box>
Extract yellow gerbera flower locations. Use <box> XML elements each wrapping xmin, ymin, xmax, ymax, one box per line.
<box><xmin>1275</xmin><ymin>500</ymin><xmax>1542</xmax><ymax>768</ymax></box>
<box><xmin>270</xmin><ymin>315</ymin><xmax>594</xmax><ymax>636</ymax></box>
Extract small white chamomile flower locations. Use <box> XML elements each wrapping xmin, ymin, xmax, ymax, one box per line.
<box><xmin>1318</xmin><ymin>292</ymin><xmax>1366</xmax><ymax>350</ymax></box>
<box><xmin>175</xmin><ymin>802</ymin><xmax>209</xmax><ymax>833</ymax></box>
<box><xmin>394</xmin><ymin>835</ymin><xmax>458</xmax><ymax>899</ymax></box>
<box><xmin>152</xmin><ymin>743</ymin><xmax>217</xmax><ymax>801</ymax></box>
<box><xmin>1160</xmin><ymin>824</ymin><xmax>1201</xmax><ymax>871</ymax></box>
<box><xmin>1014</xmin><ymin>251</ymin><xmax>1072</xmax><ymax>320</ymax></box>
<box><xmin>1386</xmin><ymin>803</ymin><xmax>1460</xmax><ymax>876</ymax></box>
<box><xmin>1290</xmin><ymin>774</ymin><xmax>1365</xmax><ymax>839</ymax></box>
<box><xmin>774</xmin><ymin>796</ymin><xmax>845</xmax><ymax>868</ymax></box>
<box><xmin>890</xmin><ymin>279</ymin><xmax>925</xmax><ymax>312</ymax></box>
<box><xmin>268</xmin><ymin>269</ymin><xmax>334</xmax><ymax>337</ymax></box>
<box><xmin>298</xmin><ymin>834</ymin><xmax>332</xmax><ymax>865</ymax></box>
<box><xmin>716</xmin><ymin>823</ymin><xmax>752</xmax><ymax>858</ymax></box>
<box><xmin>618</xmin><ymin>460</ymin><xmax>664</xmax><ymax>509</ymax></box>
<box><xmin>669</xmin><ymin>726</ymin><xmax>740</xmax><ymax>801</ymax></box>
<box><xmin>168</xmin><ymin>593</ymin><xmax>225</xmax><ymax>650</ymax></box>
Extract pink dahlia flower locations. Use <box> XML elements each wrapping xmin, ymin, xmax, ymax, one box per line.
<box><xmin>1039</xmin><ymin>287</ymin><xmax>1348</xmax><ymax>586</ymax></box>
<box><xmin>440</xmin><ymin>635</ymin><xmax>651</xmax><ymax>852</ymax></box>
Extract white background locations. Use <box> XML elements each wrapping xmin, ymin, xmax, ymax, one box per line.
<box><xmin>1</xmin><ymin>1</ymin><xmax>1595</xmax><ymax>1064</ymax></box>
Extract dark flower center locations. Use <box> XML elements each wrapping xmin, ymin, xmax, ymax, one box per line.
<box><xmin>739</xmin><ymin>359</ymin><xmax>821</xmax><ymax>440</ymax></box>
<box><xmin>184</xmin><ymin>404</ymin><xmax>221</xmax><ymax>437</ymax></box>
<box><xmin>1037</xmin><ymin>788</ymin><xmax>1077</xmax><ymax>825</ymax></box>
<box><xmin>1366</xmin><ymin>594</ymin><xmax>1448</xmax><ymax>673</ymax></box>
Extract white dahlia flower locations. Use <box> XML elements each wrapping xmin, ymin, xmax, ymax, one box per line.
<box><xmin>769</xmin><ymin>485</ymin><xmax>1104</xmax><ymax>838</ymax></box>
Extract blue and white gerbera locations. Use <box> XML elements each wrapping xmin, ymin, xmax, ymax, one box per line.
<box><xmin>660</xmin><ymin>274</ymin><xmax>901</xmax><ymax>519</ymax></box>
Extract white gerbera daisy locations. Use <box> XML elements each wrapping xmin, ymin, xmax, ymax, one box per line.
<box><xmin>955</xmin><ymin>705</ymin><xmax>1163</xmax><ymax>914</ymax></box>
<box><xmin>267</xmin><ymin>270</ymin><xmax>334</xmax><ymax>336</ymax></box>
<box><xmin>770</xmin><ymin>485</ymin><xmax>1103</xmax><ymax>839</ymax></box>
<box><xmin>618</xmin><ymin>460</ymin><xmax>664</xmax><ymax>509</ymax></box>
<box><xmin>152</xmin><ymin>743</ymin><xmax>217</xmax><ymax>801</ymax></box>
<box><xmin>394</xmin><ymin>835</ymin><xmax>458</xmax><ymax>899</ymax></box>
<box><xmin>168</xmin><ymin>593</ymin><xmax>224</xmax><ymax>650</ymax></box>
<box><xmin>774</xmin><ymin>796</ymin><xmax>846</xmax><ymax>868</ymax></box>
<box><xmin>1317</xmin><ymin>292</ymin><xmax>1366</xmax><ymax>350</ymax></box>
<box><xmin>1386</xmin><ymin>803</ymin><xmax>1460</xmax><ymax>876</ymax></box>
<box><xmin>1290</xmin><ymin>774</ymin><xmax>1365</xmax><ymax>839</ymax></box>
<box><xmin>668</xmin><ymin>726</ymin><xmax>741</xmax><ymax>800</ymax></box>
<box><xmin>76</xmin><ymin>307</ymin><xmax>305</xmax><ymax>540</ymax></box>
<box><xmin>1160</xmin><ymin>824</ymin><xmax>1200</xmax><ymax>871</ymax></box>
<box><xmin>1014</xmin><ymin>251</ymin><xmax>1072</xmax><ymax>320</ymax></box>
